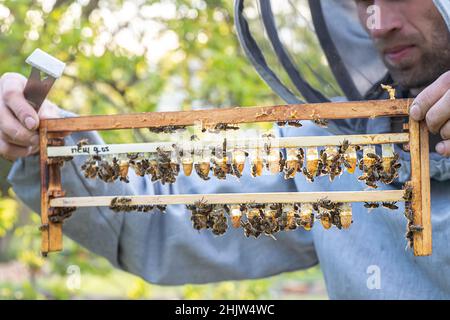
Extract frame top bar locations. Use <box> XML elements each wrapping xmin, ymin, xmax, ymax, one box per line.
<box><xmin>41</xmin><ymin>99</ymin><xmax>412</xmax><ymax>133</ymax></box>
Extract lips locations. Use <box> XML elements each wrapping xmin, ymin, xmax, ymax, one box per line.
<box><xmin>383</xmin><ymin>45</ymin><xmax>416</xmax><ymax>63</ymax></box>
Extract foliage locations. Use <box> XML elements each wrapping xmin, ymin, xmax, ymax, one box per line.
<box><xmin>0</xmin><ymin>196</ymin><xmax>17</xmax><ymax>237</ymax></box>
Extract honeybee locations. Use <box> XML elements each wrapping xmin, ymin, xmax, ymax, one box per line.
<box><xmin>286</xmin><ymin>120</ymin><xmax>303</xmax><ymax>128</ymax></box>
<box><xmin>48</xmin><ymin>207</ymin><xmax>76</xmax><ymax>223</ymax></box>
<box><xmin>403</xmin><ymin>183</ymin><xmax>413</xmax><ymax>201</ymax></box>
<box><xmin>297</xmin><ymin>148</ymin><xmax>305</xmax><ymax>169</ymax></box>
<box><xmin>343</xmin><ymin>146</ymin><xmax>357</xmax><ymax>174</ymax></box>
<box><xmin>241</xmin><ymin>220</ymin><xmax>261</xmax><ymax>238</ymax></box>
<box><xmin>213</xmin><ymin>123</ymin><xmax>239</xmax><ymax>132</ymax></box>
<box><xmin>137</xmin><ymin>205</ymin><xmax>155</xmax><ymax>213</ymax></box>
<box><xmin>232</xmin><ymin>149</ymin><xmax>247</xmax><ymax>175</ymax></box>
<box><xmin>109</xmin><ymin>197</ymin><xmax>135</xmax><ymax>212</ymax></box>
<box><xmin>96</xmin><ymin>158</ymin><xmax>118</xmax><ymax>183</ymax></box>
<box><xmin>406</xmin><ymin>222</ymin><xmax>423</xmax><ymax>249</ymax></box>
<box><xmin>364</xmin><ymin>202</ymin><xmax>380</xmax><ymax>209</ymax></box>
<box><xmin>251</xmin><ymin>151</ymin><xmax>264</xmax><ymax>177</ymax></box>
<box><xmin>298</xmin><ymin>203</ymin><xmax>314</xmax><ymax>230</ymax></box>
<box><xmin>187</xmin><ymin>200</ymin><xmax>213</xmax><ymax>230</ymax></box>
<box><xmin>363</xmin><ymin>146</ymin><xmax>380</xmax><ymax>169</ymax></box>
<box><xmin>323</xmin><ymin>147</ymin><xmax>343</xmax><ymax>181</ymax></box>
<box><xmin>382</xmin><ymin>201</ymin><xmax>399</xmax><ymax>210</ymax></box>
<box><xmin>281</xmin><ymin>204</ymin><xmax>297</xmax><ymax>230</ymax></box>
<box><xmin>262</xmin><ymin>133</ymin><xmax>276</xmax><ymax>139</ymax></box>
<box><xmin>318</xmin><ymin>210</ymin><xmax>332</xmax><ymax>229</ymax></box>
<box><xmin>338</xmin><ymin>140</ymin><xmax>349</xmax><ymax>154</ymax></box>
<box><xmin>408</xmin><ymin>224</ymin><xmax>423</xmax><ymax>232</ymax></box>
<box><xmin>244</xmin><ymin>205</ymin><xmax>265</xmax><ymax>236</ymax></box>
<box><xmin>77</xmin><ymin>138</ymin><xmax>89</xmax><ymax>148</ymax></box>
<box><xmin>212</xmin><ymin>156</ymin><xmax>231</xmax><ymax>180</ymax></box>
<box><xmin>208</xmin><ymin>206</ymin><xmax>228</xmax><ymax>236</ymax></box>
<box><xmin>147</xmin><ymin>160</ymin><xmax>159</xmax><ymax>182</ymax></box>
<box><xmin>195</xmin><ymin>162</ymin><xmax>211</xmax><ymax>181</ymax></box>
<box><xmin>231</xmin><ymin>163</ymin><xmax>242</xmax><ymax>178</ymax></box>
<box><xmin>152</xmin><ymin>147</ymin><xmax>179</xmax><ymax>185</ymax></box>
<box><xmin>284</xmin><ymin>148</ymin><xmax>300</xmax><ymax>179</ymax></box>
<box><xmin>263</xmin><ymin>204</ymin><xmax>280</xmax><ymax>236</ymax></box>
<box><xmin>148</xmin><ymin>125</ymin><xmax>186</xmax><ymax>134</ymax></box>
<box><xmin>313</xmin><ymin>118</ymin><xmax>329</xmax><ymax>128</ymax></box>
<box><xmin>314</xmin><ymin>198</ymin><xmax>334</xmax><ymax>211</ymax></box>
<box><xmin>81</xmin><ymin>157</ymin><xmax>99</xmax><ymax>179</ymax></box>
<box><xmin>302</xmin><ymin>167</ymin><xmax>315</xmax><ymax>182</ymax></box>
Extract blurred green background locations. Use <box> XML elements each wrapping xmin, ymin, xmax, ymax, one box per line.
<box><xmin>0</xmin><ymin>0</ymin><xmax>327</xmax><ymax>299</ymax></box>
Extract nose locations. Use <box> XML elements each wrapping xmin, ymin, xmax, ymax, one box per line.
<box><xmin>367</xmin><ymin>0</ymin><xmax>403</xmax><ymax>39</ymax></box>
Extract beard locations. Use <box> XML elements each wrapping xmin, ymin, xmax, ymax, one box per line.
<box><xmin>376</xmin><ymin>23</ymin><xmax>450</xmax><ymax>90</ymax></box>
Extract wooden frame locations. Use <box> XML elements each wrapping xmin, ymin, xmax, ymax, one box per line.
<box><xmin>39</xmin><ymin>98</ymin><xmax>432</xmax><ymax>256</ymax></box>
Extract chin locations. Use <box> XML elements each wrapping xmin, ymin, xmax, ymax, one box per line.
<box><xmin>392</xmin><ymin>71</ymin><xmax>432</xmax><ymax>90</ymax></box>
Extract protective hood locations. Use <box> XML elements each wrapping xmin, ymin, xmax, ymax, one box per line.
<box><xmin>235</xmin><ymin>0</ymin><xmax>450</xmax><ymax>103</ymax></box>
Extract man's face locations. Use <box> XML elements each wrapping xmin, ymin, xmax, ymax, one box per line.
<box><xmin>355</xmin><ymin>0</ymin><xmax>450</xmax><ymax>90</ymax></box>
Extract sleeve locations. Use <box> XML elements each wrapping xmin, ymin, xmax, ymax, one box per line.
<box><xmin>7</xmin><ymin>130</ymin><xmax>125</xmax><ymax>267</ymax></box>
<box><xmin>7</xmin><ymin>115</ymin><xmax>318</xmax><ymax>285</ymax></box>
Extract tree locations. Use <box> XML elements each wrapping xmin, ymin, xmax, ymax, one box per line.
<box><xmin>0</xmin><ymin>0</ymin><xmax>325</xmax><ymax>299</ymax></box>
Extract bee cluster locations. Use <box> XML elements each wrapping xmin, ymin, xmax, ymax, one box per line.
<box><xmin>357</xmin><ymin>144</ymin><xmax>401</xmax><ymax>188</ymax></box>
<box><xmin>109</xmin><ymin>197</ymin><xmax>167</xmax><ymax>213</ymax></box>
<box><xmin>78</xmin><ymin>137</ymin><xmax>401</xmax><ymax>189</ymax></box>
<box><xmin>185</xmin><ymin>199</ymin><xmax>358</xmax><ymax>239</ymax></box>
<box><xmin>48</xmin><ymin>207</ymin><xmax>77</xmax><ymax>223</ymax></box>
<box><xmin>103</xmin><ymin>196</ymin><xmax>408</xmax><ymax>239</ymax></box>
<box><xmin>401</xmin><ymin>183</ymin><xmax>423</xmax><ymax>248</ymax></box>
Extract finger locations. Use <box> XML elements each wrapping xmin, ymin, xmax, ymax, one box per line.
<box><xmin>424</xmin><ymin>90</ymin><xmax>450</xmax><ymax>134</ymax></box>
<box><xmin>0</xmin><ymin>130</ymin><xmax>39</xmax><ymax>148</ymax></box>
<box><xmin>436</xmin><ymin>140</ymin><xmax>450</xmax><ymax>157</ymax></box>
<box><xmin>1</xmin><ymin>74</ymin><xmax>39</xmax><ymax>130</ymax></box>
<box><xmin>440</xmin><ymin>120</ymin><xmax>450</xmax><ymax>140</ymax></box>
<box><xmin>0</xmin><ymin>139</ymin><xmax>30</xmax><ymax>161</ymax></box>
<box><xmin>0</xmin><ymin>105</ymin><xmax>39</xmax><ymax>147</ymax></box>
<box><xmin>410</xmin><ymin>72</ymin><xmax>450</xmax><ymax>121</ymax></box>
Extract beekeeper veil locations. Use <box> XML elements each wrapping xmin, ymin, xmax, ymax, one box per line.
<box><xmin>234</xmin><ymin>0</ymin><xmax>450</xmax><ymax>104</ymax></box>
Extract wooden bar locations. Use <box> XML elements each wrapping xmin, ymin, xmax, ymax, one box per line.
<box><xmin>408</xmin><ymin>118</ymin><xmax>425</xmax><ymax>255</ymax></box>
<box><xmin>41</xmin><ymin>99</ymin><xmax>412</xmax><ymax>132</ymax></box>
<box><xmin>416</xmin><ymin>121</ymin><xmax>432</xmax><ymax>256</ymax></box>
<box><xmin>47</xmin><ymin>133</ymin><xmax>410</xmax><ymax>157</ymax></box>
<box><xmin>46</xmin><ymin>134</ymin><xmax>64</xmax><ymax>253</ymax></box>
<box><xmin>49</xmin><ymin>190</ymin><xmax>406</xmax><ymax>207</ymax></box>
<box><xmin>39</xmin><ymin>126</ymin><xmax>49</xmax><ymax>255</ymax></box>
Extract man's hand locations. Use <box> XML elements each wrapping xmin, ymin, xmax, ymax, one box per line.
<box><xmin>0</xmin><ymin>72</ymin><xmax>61</xmax><ymax>162</ymax></box>
<box><xmin>409</xmin><ymin>71</ymin><xmax>450</xmax><ymax>157</ymax></box>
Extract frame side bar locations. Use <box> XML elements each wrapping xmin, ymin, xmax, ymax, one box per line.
<box><xmin>418</xmin><ymin>121</ymin><xmax>432</xmax><ymax>255</ymax></box>
<box><xmin>39</xmin><ymin>127</ymin><xmax>50</xmax><ymax>255</ymax></box>
<box><xmin>409</xmin><ymin>118</ymin><xmax>431</xmax><ymax>256</ymax></box>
